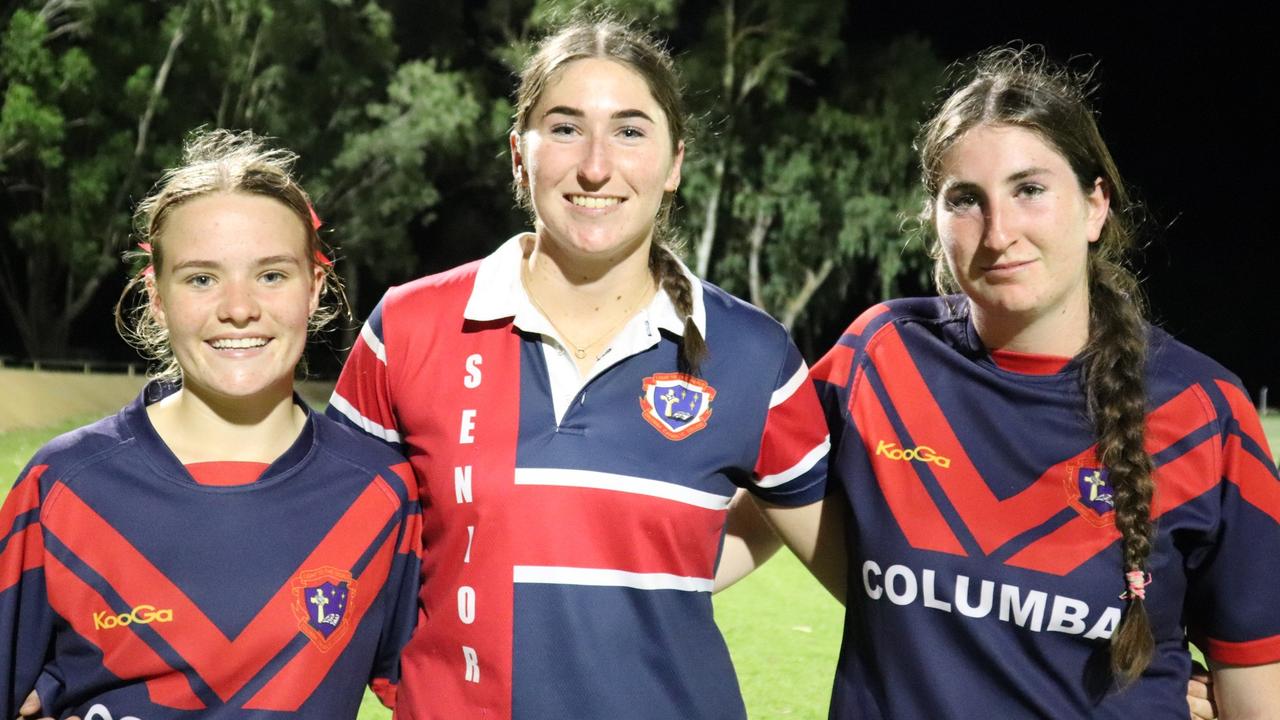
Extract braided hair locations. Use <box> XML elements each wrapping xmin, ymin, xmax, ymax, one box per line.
<box><xmin>511</xmin><ymin>15</ymin><xmax>706</xmax><ymax>376</ymax></box>
<box><xmin>916</xmin><ymin>47</ymin><xmax>1155</xmax><ymax>684</ymax></box>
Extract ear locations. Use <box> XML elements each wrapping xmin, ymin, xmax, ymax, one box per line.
<box><xmin>308</xmin><ymin>263</ymin><xmax>325</xmax><ymax>317</ymax></box>
<box><xmin>510</xmin><ymin>131</ymin><xmax>527</xmax><ymax>186</ymax></box>
<box><xmin>146</xmin><ymin>274</ymin><xmax>167</xmax><ymax>328</ymax></box>
<box><xmin>664</xmin><ymin>140</ymin><xmax>685</xmax><ymax>194</ymax></box>
<box><xmin>1084</xmin><ymin>177</ymin><xmax>1110</xmax><ymax>243</ymax></box>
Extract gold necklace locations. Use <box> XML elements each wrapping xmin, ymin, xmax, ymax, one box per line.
<box><xmin>522</xmin><ymin>268</ymin><xmax>653</xmax><ymax>360</ymax></box>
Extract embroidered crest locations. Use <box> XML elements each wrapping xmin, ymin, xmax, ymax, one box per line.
<box><xmin>1064</xmin><ymin>464</ymin><xmax>1115</xmax><ymax>526</ymax></box>
<box><xmin>639</xmin><ymin>373</ymin><xmax>716</xmax><ymax>440</ymax></box>
<box><xmin>291</xmin><ymin>566</ymin><xmax>357</xmax><ymax>651</ymax></box>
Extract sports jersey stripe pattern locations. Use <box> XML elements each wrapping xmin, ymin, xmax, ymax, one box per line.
<box><xmin>0</xmin><ymin>388</ymin><xmax>422</xmax><ymax>718</ymax></box>
<box><xmin>328</xmin><ymin>247</ymin><xmax>828</xmax><ymax>719</ymax></box>
<box><xmin>817</xmin><ymin>297</ymin><xmax>1280</xmax><ymax>718</ymax></box>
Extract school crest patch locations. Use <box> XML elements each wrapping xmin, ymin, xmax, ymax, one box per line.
<box><xmin>639</xmin><ymin>373</ymin><xmax>716</xmax><ymax>441</ymax></box>
<box><xmin>291</xmin><ymin>566</ymin><xmax>357</xmax><ymax>651</ymax></box>
<box><xmin>1064</xmin><ymin>464</ymin><xmax>1115</xmax><ymax>526</ymax></box>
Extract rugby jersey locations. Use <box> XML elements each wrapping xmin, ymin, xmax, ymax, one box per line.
<box><xmin>814</xmin><ymin>297</ymin><xmax>1280</xmax><ymax>718</ymax></box>
<box><xmin>328</xmin><ymin>236</ymin><xmax>830</xmax><ymax>719</ymax></box>
<box><xmin>0</xmin><ymin>383</ymin><xmax>422</xmax><ymax>718</ymax></box>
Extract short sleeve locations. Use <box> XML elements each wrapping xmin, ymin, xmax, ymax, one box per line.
<box><xmin>1185</xmin><ymin>379</ymin><xmax>1280</xmax><ymax>666</ymax></box>
<box><xmin>750</xmin><ymin>338</ymin><xmax>830</xmax><ymax>507</ymax></box>
<box><xmin>328</xmin><ymin>299</ymin><xmax>403</xmax><ymax>452</ymax></box>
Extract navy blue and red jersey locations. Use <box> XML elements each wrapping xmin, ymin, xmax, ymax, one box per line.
<box><xmin>813</xmin><ymin>297</ymin><xmax>1280</xmax><ymax>718</ymax></box>
<box><xmin>0</xmin><ymin>383</ymin><xmax>422</xmax><ymax>718</ymax></box>
<box><xmin>327</xmin><ymin>237</ymin><xmax>830</xmax><ymax>719</ymax></box>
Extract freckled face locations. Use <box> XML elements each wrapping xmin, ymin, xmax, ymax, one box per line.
<box><xmin>150</xmin><ymin>193</ymin><xmax>322</xmax><ymax>402</ymax></box>
<box><xmin>512</xmin><ymin>58</ymin><xmax>684</xmax><ymax>265</ymax></box>
<box><xmin>934</xmin><ymin>124</ymin><xmax>1109</xmax><ymax>328</ymax></box>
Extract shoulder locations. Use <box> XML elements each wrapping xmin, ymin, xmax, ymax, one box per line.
<box><xmin>381</xmin><ymin>260</ymin><xmax>483</xmax><ymax>315</ymax></box>
<box><xmin>18</xmin><ymin>411</ymin><xmax>133</xmax><ymax>492</ymax></box>
<box><xmin>698</xmin><ymin>280</ymin><xmax>791</xmax><ymax>352</ymax></box>
<box><xmin>832</xmin><ymin>296</ymin><xmax>961</xmax><ymax>356</ymax></box>
<box><xmin>310</xmin><ymin>412</ymin><xmax>415</xmax><ymax>501</ymax></box>
<box><xmin>1145</xmin><ymin>326</ymin><xmax>1254</xmax><ymax>430</ymax></box>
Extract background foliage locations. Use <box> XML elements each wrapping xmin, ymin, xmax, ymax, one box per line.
<box><xmin>1</xmin><ymin>0</ymin><xmax>940</xmax><ymax>364</ymax></box>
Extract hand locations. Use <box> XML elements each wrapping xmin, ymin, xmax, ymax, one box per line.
<box><xmin>16</xmin><ymin>690</ymin><xmax>80</xmax><ymax>720</ymax></box>
<box><xmin>1187</xmin><ymin>664</ymin><xmax>1216</xmax><ymax>720</ymax></box>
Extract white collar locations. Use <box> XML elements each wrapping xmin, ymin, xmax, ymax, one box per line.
<box><xmin>462</xmin><ymin>234</ymin><xmax>707</xmax><ymax>338</ymax></box>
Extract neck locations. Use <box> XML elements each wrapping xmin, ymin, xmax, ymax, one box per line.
<box><xmin>969</xmin><ymin>295</ymin><xmax>1091</xmax><ymax>357</ymax></box>
<box><xmin>146</xmin><ymin>380</ymin><xmax>306</xmax><ymax>465</ymax></box>
<box><xmin>521</xmin><ymin>231</ymin><xmax>656</xmax><ymax>324</ymax></box>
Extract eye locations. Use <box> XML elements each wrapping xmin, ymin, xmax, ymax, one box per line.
<box><xmin>943</xmin><ymin>193</ymin><xmax>979</xmax><ymax>212</ymax></box>
<box><xmin>618</xmin><ymin>126</ymin><xmax>646</xmax><ymax>140</ymax></box>
<box><xmin>260</xmin><ymin>269</ymin><xmax>288</xmax><ymax>284</ymax></box>
<box><xmin>187</xmin><ymin>273</ymin><xmax>215</xmax><ymax>288</ymax></box>
<box><xmin>549</xmin><ymin>123</ymin><xmax>579</xmax><ymax>137</ymax></box>
<box><xmin>1016</xmin><ymin>183</ymin><xmax>1046</xmax><ymax>199</ymax></box>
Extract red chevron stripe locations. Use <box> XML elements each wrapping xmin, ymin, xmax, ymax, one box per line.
<box><xmin>1</xmin><ymin>465</ymin><xmax>45</xmax><ymax>538</ymax></box>
<box><xmin>0</xmin><ymin>525</ymin><xmax>44</xmax><ymax>594</ymax></box>
<box><xmin>1217</xmin><ymin>380</ymin><xmax>1276</xmax><ymax>458</ymax></box>
<box><xmin>853</xmin><ymin>367</ymin><xmax>965</xmax><ymax>556</ymax></box>
<box><xmin>1224</xmin><ymin>435</ymin><xmax>1280</xmax><ymax>523</ymax></box>
<box><xmin>849</xmin><ymin>304</ymin><xmax>890</xmax><ymax>336</ymax></box>
<box><xmin>871</xmin><ymin>327</ymin><xmax>1064</xmax><ymax>553</ymax></box>
<box><xmin>43</xmin><ymin>479</ymin><xmax>397</xmax><ymax>702</ymax></box>
<box><xmin>1006</xmin><ymin>436</ymin><xmax>1218</xmax><ymax>575</ymax></box>
<box><xmin>811</xmin><ymin>344</ymin><xmax>855</xmax><ymax>388</ymax></box>
<box><xmin>245</xmin><ymin>528</ymin><xmax>399</xmax><ymax>710</ymax></box>
<box><xmin>44</xmin><ymin>552</ymin><xmax>205</xmax><ymax>709</ymax></box>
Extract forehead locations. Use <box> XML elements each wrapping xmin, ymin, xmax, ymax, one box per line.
<box><xmin>940</xmin><ymin>124</ymin><xmax>1071</xmax><ymax>179</ymax></box>
<box><xmin>159</xmin><ymin>192</ymin><xmax>308</xmax><ymax>260</ymax></box>
<box><xmin>535</xmin><ymin>57</ymin><xmax>665</xmax><ymax>119</ymax></box>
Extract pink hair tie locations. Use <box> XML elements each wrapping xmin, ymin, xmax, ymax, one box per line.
<box><xmin>1120</xmin><ymin>570</ymin><xmax>1152</xmax><ymax>601</ymax></box>
<box><xmin>307</xmin><ymin>202</ymin><xmax>323</xmax><ymax>231</ymax></box>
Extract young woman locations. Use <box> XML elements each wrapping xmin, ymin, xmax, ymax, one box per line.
<box><xmin>763</xmin><ymin>48</ymin><xmax>1280</xmax><ymax>717</ymax></box>
<box><xmin>326</xmin><ymin>18</ymin><xmax>832</xmax><ymax>719</ymax></box>
<box><xmin>0</xmin><ymin>130</ymin><xmax>421</xmax><ymax>718</ymax></box>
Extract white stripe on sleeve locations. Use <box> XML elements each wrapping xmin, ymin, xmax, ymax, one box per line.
<box><xmin>328</xmin><ymin>392</ymin><xmax>402</xmax><ymax>444</ymax></box>
<box><xmin>513</xmin><ymin>566</ymin><xmax>714</xmax><ymax>592</ymax></box>
<box><xmin>756</xmin><ymin>436</ymin><xmax>830</xmax><ymax>489</ymax></box>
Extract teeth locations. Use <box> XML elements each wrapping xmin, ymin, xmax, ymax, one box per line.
<box><xmin>211</xmin><ymin>338</ymin><xmax>268</xmax><ymax>350</ymax></box>
<box><xmin>570</xmin><ymin>195</ymin><xmax>620</xmax><ymax>209</ymax></box>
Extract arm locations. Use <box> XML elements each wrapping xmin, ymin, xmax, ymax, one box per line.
<box><xmin>1187</xmin><ymin>663</ymin><xmax>1217</xmax><ymax>720</ymax></box>
<box><xmin>1</xmin><ymin>467</ymin><xmax>54</xmax><ymax>718</ymax></box>
<box><xmin>1210</xmin><ymin>661</ymin><xmax>1280</xmax><ymax>719</ymax></box>
<box><xmin>368</xmin><ymin>464</ymin><xmax>424</xmax><ymax>709</ymax></box>
<box><xmin>756</xmin><ymin>493</ymin><xmax>848</xmax><ymax>605</ymax></box>
<box><xmin>714</xmin><ymin>489</ymin><xmax>782</xmax><ymax>592</ymax></box>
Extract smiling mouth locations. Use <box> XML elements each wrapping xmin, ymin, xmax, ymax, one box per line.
<box><xmin>985</xmin><ymin>260</ymin><xmax>1035</xmax><ymax>272</ymax></box>
<box><xmin>209</xmin><ymin>337</ymin><xmax>270</xmax><ymax>350</ymax></box>
<box><xmin>568</xmin><ymin>194</ymin><xmax>622</xmax><ymax>209</ymax></box>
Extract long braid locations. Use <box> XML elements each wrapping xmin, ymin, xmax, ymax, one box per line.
<box><xmin>1082</xmin><ymin>256</ymin><xmax>1155</xmax><ymax>684</ymax></box>
<box><xmin>649</xmin><ymin>242</ymin><xmax>707</xmax><ymax>377</ymax></box>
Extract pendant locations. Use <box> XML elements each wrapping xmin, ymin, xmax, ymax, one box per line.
<box><xmin>574</xmin><ymin>348</ymin><xmax>587</xmax><ymax>359</ymax></box>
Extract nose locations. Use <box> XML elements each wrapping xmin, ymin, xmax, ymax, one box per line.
<box><xmin>576</xmin><ymin>133</ymin><xmax>612</xmax><ymax>189</ymax></box>
<box><xmin>218</xmin><ymin>278</ymin><xmax>261</xmax><ymax>325</ymax></box>
<box><xmin>982</xmin><ymin>199</ymin><xmax>1016</xmax><ymax>252</ymax></box>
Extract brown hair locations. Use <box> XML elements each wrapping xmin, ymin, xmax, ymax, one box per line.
<box><xmin>115</xmin><ymin>128</ymin><xmax>346</xmax><ymax>379</ymax></box>
<box><xmin>512</xmin><ymin>16</ymin><xmax>706</xmax><ymax>376</ymax></box>
<box><xmin>917</xmin><ymin>47</ymin><xmax>1155</xmax><ymax>684</ymax></box>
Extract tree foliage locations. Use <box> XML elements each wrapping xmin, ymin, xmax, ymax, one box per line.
<box><xmin>1</xmin><ymin>0</ymin><xmax>944</xmax><ymax>362</ymax></box>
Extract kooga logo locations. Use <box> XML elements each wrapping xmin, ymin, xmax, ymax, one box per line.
<box><xmin>93</xmin><ymin>604</ymin><xmax>174</xmax><ymax>630</ymax></box>
<box><xmin>875</xmin><ymin>440</ymin><xmax>951</xmax><ymax>468</ymax></box>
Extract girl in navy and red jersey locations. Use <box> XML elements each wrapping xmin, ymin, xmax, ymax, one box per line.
<box><xmin>753</xmin><ymin>48</ymin><xmax>1280</xmax><ymax>717</ymax></box>
<box><xmin>1</xmin><ymin>130</ymin><xmax>421</xmax><ymax>719</ymax></box>
<box><xmin>325</xmin><ymin>16</ymin><xmax>831</xmax><ymax>720</ymax></box>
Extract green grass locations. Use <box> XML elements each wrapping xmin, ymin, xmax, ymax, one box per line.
<box><xmin>5</xmin><ymin>414</ymin><xmax>1278</xmax><ymax>719</ymax></box>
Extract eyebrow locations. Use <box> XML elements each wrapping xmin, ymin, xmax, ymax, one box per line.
<box><xmin>170</xmin><ymin>255</ymin><xmax>302</xmax><ymax>272</ymax></box>
<box><xmin>942</xmin><ymin>167</ymin><xmax>1055</xmax><ymax>193</ymax></box>
<box><xmin>541</xmin><ymin>106</ymin><xmax>656</xmax><ymax>123</ymax></box>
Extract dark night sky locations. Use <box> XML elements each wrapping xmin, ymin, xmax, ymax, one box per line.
<box><xmin>3</xmin><ymin>2</ymin><xmax>1275</xmax><ymax>398</ymax></box>
<box><xmin>847</xmin><ymin>1</ymin><xmax>1278</xmax><ymax>396</ymax></box>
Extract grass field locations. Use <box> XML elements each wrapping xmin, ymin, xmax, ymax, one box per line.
<box><xmin>4</xmin><ymin>413</ymin><xmax>1277</xmax><ymax>719</ymax></box>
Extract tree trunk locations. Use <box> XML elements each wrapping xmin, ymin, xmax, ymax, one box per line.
<box><xmin>779</xmin><ymin>257</ymin><xmax>834</xmax><ymax>331</ymax></box>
